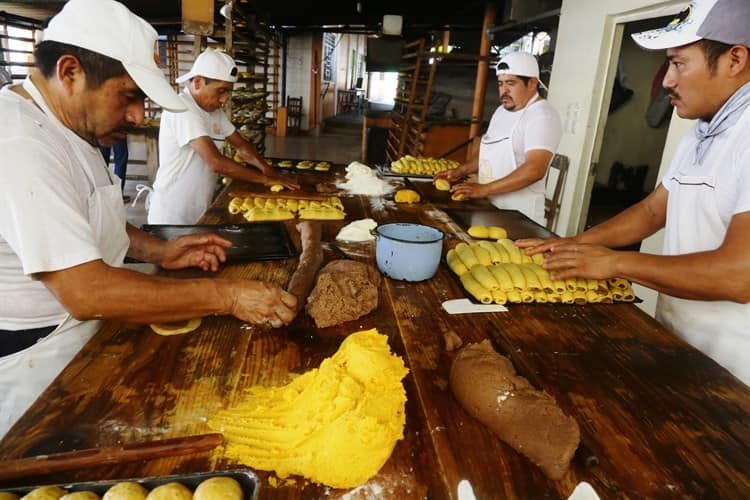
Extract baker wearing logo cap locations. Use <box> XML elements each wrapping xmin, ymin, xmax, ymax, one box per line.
<box><xmin>148</xmin><ymin>49</ymin><xmax>299</xmax><ymax>225</ymax></box>
<box><xmin>519</xmin><ymin>0</ymin><xmax>750</xmax><ymax>385</ymax></box>
<box><xmin>0</xmin><ymin>0</ymin><xmax>297</xmax><ymax>438</ymax></box>
<box><xmin>435</xmin><ymin>51</ymin><xmax>562</xmax><ymax>226</ymax></box>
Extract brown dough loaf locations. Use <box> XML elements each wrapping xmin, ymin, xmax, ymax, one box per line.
<box><xmin>449</xmin><ymin>340</ymin><xmax>580</xmax><ymax>480</ymax></box>
<box><xmin>286</xmin><ymin>221</ymin><xmax>324</xmax><ymax>314</ymax></box>
<box><xmin>305</xmin><ymin>259</ymin><xmax>380</xmax><ymax>328</ymax></box>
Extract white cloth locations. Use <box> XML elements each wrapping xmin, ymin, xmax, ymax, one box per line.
<box><xmin>656</xmin><ymin>104</ymin><xmax>750</xmax><ymax>386</ymax></box>
<box><xmin>477</xmin><ymin>96</ymin><xmax>562</xmax><ymax>226</ymax></box>
<box><xmin>149</xmin><ymin>87</ymin><xmax>235</xmax><ymax>224</ymax></box>
<box><xmin>0</xmin><ymin>78</ymin><xmax>130</xmax><ymax>438</ymax></box>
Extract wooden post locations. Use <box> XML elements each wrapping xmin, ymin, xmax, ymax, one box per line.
<box><xmin>468</xmin><ymin>3</ymin><xmax>495</xmax><ymax>161</ymax></box>
<box><xmin>277</xmin><ymin>106</ymin><xmax>288</xmax><ymax>136</ymax></box>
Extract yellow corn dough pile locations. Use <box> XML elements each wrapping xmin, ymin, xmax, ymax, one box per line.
<box><xmin>208</xmin><ymin>329</ymin><xmax>409</xmax><ymax>489</ymax></box>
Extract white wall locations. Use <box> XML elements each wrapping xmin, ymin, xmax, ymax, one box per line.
<box><xmin>285</xmin><ymin>33</ymin><xmax>313</xmax><ymax>130</ymax></box>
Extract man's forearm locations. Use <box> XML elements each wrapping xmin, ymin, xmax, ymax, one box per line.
<box><xmin>126</xmin><ymin>223</ymin><xmax>166</xmax><ymax>264</ymax></box>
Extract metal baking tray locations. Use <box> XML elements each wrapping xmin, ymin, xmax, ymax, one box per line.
<box><xmin>375</xmin><ymin>163</ymin><xmax>437</xmax><ymax>179</ymax></box>
<box><xmin>268</xmin><ymin>157</ymin><xmax>336</xmax><ymax>171</ymax></box>
<box><xmin>0</xmin><ymin>469</ymin><xmax>259</xmax><ymax>499</ymax></box>
<box><xmin>140</xmin><ymin>223</ymin><xmax>296</xmax><ymax>262</ymax></box>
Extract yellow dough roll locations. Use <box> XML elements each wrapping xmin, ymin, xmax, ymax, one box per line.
<box><xmin>496</xmin><ymin>239</ymin><xmax>523</xmax><ymax>264</ymax></box>
<box><xmin>455</xmin><ymin>243</ymin><xmax>479</xmax><ymax>269</ymax></box>
<box><xmin>491</xmin><ymin>242</ymin><xmax>511</xmax><ymax>263</ymax></box>
<box><xmin>239</xmin><ymin>197</ymin><xmax>254</xmax><ymax>212</ymax></box>
<box><xmin>525</xmin><ymin>264</ymin><xmax>555</xmax><ymax>293</ymax></box>
<box><xmin>477</xmin><ymin>240</ymin><xmax>502</xmax><ymax>263</ymax></box>
<box><xmin>531</xmin><ymin>252</ymin><xmax>545</xmax><ymax>266</ymax></box>
<box><xmin>573</xmin><ymin>291</ymin><xmax>588</xmax><ymax>305</ymax></box>
<box><xmin>560</xmin><ymin>291</ymin><xmax>576</xmax><ymax>304</ymax></box>
<box><xmin>534</xmin><ymin>291</ymin><xmax>549</xmax><ymax>303</ymax></box>
<box><xmin>469</xmin><ymin>244</ymin><xmax>492</xmax><ymax>266</ymax></box>
<box><xmin>608</xmin><ymin>277</ymin><xmax>631</xmax><ymax>290</ymax></box>
<box><xmin>264</xmin><ymin>198</ymin><xmax>277</xmax><ymax>209</ymax></box>
<box><xmin>193</xmin><ymin>477</ymin><xmax>243</xmax><ymax>500</ymax></box>
<box><xmin>488</xmin><ymin>265</ymin><xmax>515</xmax><ymax>292</ymax></box>
<box><xmin>506</xmin><ymin>290</ymin><xmax>523</xmax><ymax>303</ymax></box>
<box><xmin>586</xmin><ymin>290</ymin><xmax>604</xmax><ymax>303</ymax></box>
<box><xmin>253</xmin><ymin>197</ymin><xmax>265</xmax><ymax>208</ymax></box>
<box><xmin>470</xmin><ymin>265</ymin><xmax>500</xmax><ymax>291</ymax></box>
<box><xmin>144</xmin><ymin>483</ymin><xmax>191</xmax><ymax>500</ymax></box>
<box><xmin>298</xmin><ymin>199</ymin><xmax>309</xmax><ymax>209</ymax></box>
<box><xmin>228</xmin><ymin>197</ymin><xmax>243</xmax><ymax>214</ymax></box>
<box><xmin>329</xmin><ymin>197</ymin><xmax>344</xmax><ymax>210</ymax></box>
<box><xmin>546</xmin><ymin>292</ymin><xmax>561</xmax><ymax>303</ymax></box>
<box><xmin>497</xmin><ymin>263</ymin><xmax>526</xmax><ymax>290</ymax></box>
<box><xmin>552</xmin><ymin>279</ymin><xmax>567</xmax><ymax>294</ymax></box>
<box><xmin>467</xmin><ymin>225</ymin><xmax>489</xmax><ymax>239</ymax></box>
<box><xmin>460</xmin><ymin>274</ymin><xmax>493</xmax><ymax>304</ymax></box>
<box><xmin>564</xmin><ymin>278</ymin><xmax>577</xmax><ymax>292</ymax></box>
<box><xmin>520</xmin><ymin>290</ymin><xmax>535</xmax><ymax>303</ymax></box>
<box><xmin>286</xmin><ymin>199</ymin><xmax>299</xmax><ymax>212</ymax></box>
<box><xmin>487</xmin><ymin>226</ymin><xmax>507</xmax><ymax>240</ymax></box>
<box><xmin>491</xmin><ymin>289</ymin><xmax>507</xmax><ymax>305</ymax></box>
<box><xmin>243</xmin><ymin>207</ymin><xmax>295</xmax><ymax>222</ymax></box>
<box><xmin>309</xmin><ymin>200</ymin><xmax>322</xmax><ymax>209</ymax></box>
<box><xmin>575</xmin><ymin>279</ymin><xmax>588</xmax><ymax>292</ymax></box>
<box><xmin>518</xmin><ymin>265</ymin><xmax>542</xmax><ymax>292</ymax></box>
<box><xmin>613</xmin><ymin>285</ymin><xmax>636</xmax><ymax>302</ymax></box>
<box><xmin>102</xmin><ymin>482</ymin><xmax>148</xmax><ymax>500</ymax></box>
<box><xmin>586</xmin><ymin>279</ymin><xmax>600</xmax><ymax>291</ymax></box>
<box><xmin>298</xmin><ymin>207</ymin><xmax>345</xmax><ymax>220</ymax></box>
<box><xmin>446</xmin><ymin>249</ymin><xmax>469</xmax><ymax>276</ymax></box>
<box><xmin>434</xmin><ymin>178</ymin><xmax>451</xmax><ymax>191</ymax></box>
<box><xmin>20</xmin><ymin>487</ymin><xmax>67</xmax><ymax>500</ymax></box>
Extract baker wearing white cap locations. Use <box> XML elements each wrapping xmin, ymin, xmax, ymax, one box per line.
<box><xmin>436</xmin><ymin>51</ymin><xmax>562</xmax><ymax>226</ymax></box>
<box><xmin>519</xmin><ymin>0</ymin><xmax>750</xmax><ymax>385</ymax></box>
<box><xmin>0</xmin><ymin>0</ymin><xmax>297</xmax><ymax>438</ymax></box>
<box><xmin>149</xmin><ymin>49</ymin><xmax>299</xmax><ymax>225</ymax></box>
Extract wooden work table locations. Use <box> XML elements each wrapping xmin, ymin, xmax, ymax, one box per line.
<box><xmin>1</xmin><ymin>168</ymin><xmax>749</xmax><ymax>498</ymax></box>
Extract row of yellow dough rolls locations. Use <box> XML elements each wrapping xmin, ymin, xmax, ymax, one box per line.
<box><xmin>227</xmin><ymin>196</ymin><xmax>346</xmax><ymax>221</ymax></box>
<box><xmin>446</xmin><ymin>242</ymin><xmax>635</xmax><ymax>305</ymax></box>
<box><xmin>390</xmin><ymin>155</ymin><xmax>460</xmax><ymax>175</ymax></box>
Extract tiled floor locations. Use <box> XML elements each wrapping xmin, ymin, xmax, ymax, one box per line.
<box><xmin>123</xmin><ymin>131</ymin><xmax>361</xmax><ymax>227</ymax></box>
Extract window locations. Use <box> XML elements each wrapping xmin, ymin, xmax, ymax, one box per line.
<box><xmin>1</xmin><ymin>13</ymin><xmax>41</xmax><ymax>85</ymax></box>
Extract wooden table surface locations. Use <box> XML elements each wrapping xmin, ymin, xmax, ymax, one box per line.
<box><xmin>1</xmin><ymin>166</ymin><xmax>749</xmax><ymax>499</ymax></box>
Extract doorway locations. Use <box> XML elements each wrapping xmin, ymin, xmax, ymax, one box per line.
<box><xmin>583</xmin><ymin>15</ymin><xmax>675</xmax><ymax>243</ymax></box>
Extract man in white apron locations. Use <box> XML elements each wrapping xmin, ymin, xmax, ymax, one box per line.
<box><xmin>0</xmin><ymin>0</ymin><xmax>297</xmax><ymax>439</ymax></box>
<box><xmin>518</xmin><ymin>0</ymin><xmax>750</xmax><ymax>386</ymax></box>
<box><xmin>148</xmin><ymin>49</ymin><xmax>299</xmax><ymax>225</ymax></box>
<box><xmin>435</xmin><ymin>51</ymin><xmax>562</xmax><ymax>226</ymax></box>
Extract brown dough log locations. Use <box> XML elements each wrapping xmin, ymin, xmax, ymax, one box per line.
<box><xmin>286</xmin><ymin>221</ymin><xmax>324</xmax><ymax>314</ymax></box>
<box><xmin>449</xmin><ymin>340</ymin><xmax>580</xmax><ymax>480</ymax></box>
<box><xmin>305</xmin><ymin>260</ymin><xmax>380</xmax><ymax>328</ymax></box>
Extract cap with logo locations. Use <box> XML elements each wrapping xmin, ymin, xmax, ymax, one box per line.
<box><xmin>42</xmin><ymin>0</ymin><xmax>185</xmax><ymax>112</ymax></box>
<box><xmin>175</xmin><ymin>49</ymin><xmax>238</xmax><ymax>84</ymax></box>
<box><xmin>495</xmin><ymin>51</ymin><xmax>547</xmax><ymax>90</ymax></box>
<box><xmin>632</xmin><ymin>0</ymin><xmax>750</xmax><ymax>50</ymax></box>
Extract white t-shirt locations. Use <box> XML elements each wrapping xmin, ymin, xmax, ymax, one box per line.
<box><xmin>483</xmin><ymin>98</ymin><xmax>562</xmax><ymax>168</ymax></box>
<box><xmin>0</xmin><ymin>85</ymin><xmax>115</xmax><ymax>330</ymax></box>
<box><xmin>149</xmin><ymin>88</ymin><xmax>235</xmax><ymax>224</ymax></box>
<box><xmin>662</xmin><ymin>122</ymin><xmax>750</xmax><ymax>237</ymax></box>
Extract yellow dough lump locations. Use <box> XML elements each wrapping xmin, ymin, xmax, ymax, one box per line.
<box><xmin>467</xmin><ymin>225</ymin><xmax>489</xmax><ymax>239</ymax></box>
<box><xmin>278</xmin><ymin>160</ymin><xmax>293</xmax><ymax>168</ymax></box>
<box><xmin>192</xmin><ymin>477</ymin><xmax>242</xmax><ymax>500</ymax></box>
<box><xmin>60</xmin><ymin>493</ymin><xmax>100</xmax><ymax>500</ymax></box>
<box><xmin>21</xmin><ymin>488</ymin><xmax>67</xmax><ymax>500</ymax></box>
<box><xmin>144</xmin><ymin>483</ymin><xmax>191</xmax><ymax>500</ymax></box>
<box><xmin>0</xmin><ymin>493</ymin><xmax>20</xmax><ymax>500</ymax></box>
<box><xmin>102</xmin><ymin>482</ymin><xmax>147</xmax><ymax>500</ymax></box>
<box><xmin>394</xmin><ymin>189</ymin><xmax>421</xmax><ymax>204</ymax></box>
<box><xmin>208</xmin><ymin>329</ymin><xmax>409</xmax><ymax>489</ymax></box>
<box><xmin>314</xmin><ymin>161</ymin><xmax>331</xmax><ymax>171</ymax></box>
<box><xmin>270</xmin><ymin>184</ymin><xmax>284</xmax><ymax>192</ymax></box>
<box><xmin>150</xmin><ymin>318</ymin><xmax>201</xmax><ymax>336</ymax></box>
<box><xmin>434</xmin><ymin>178</ymin><xmax>451</xmax><ymax>191</ymax></box>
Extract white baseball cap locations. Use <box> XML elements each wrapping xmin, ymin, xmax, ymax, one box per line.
<box><xmin>42</xmin><ymin>0</ymin><xmax>186</xmax><ymax>112</ymax></box>
<box><xmin>632</xmin><ymin>0</ymin><xmax>750</xmax><ymax>50</ymax></box>
<box><xmin>495</xmin><ymin>51</ymin><xmax>547</xmax><ymax>90</ymax></box>
<box><xmin>175</xmin><ymin>49</ymin><xmax>238</xmax><ymax>84</ymax></box>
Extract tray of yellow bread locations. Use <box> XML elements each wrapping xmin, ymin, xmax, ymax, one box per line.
<box><xmin>0</xmin><ymin>469</ymin><xmax>258</xmax><ymax>499</ymax></box>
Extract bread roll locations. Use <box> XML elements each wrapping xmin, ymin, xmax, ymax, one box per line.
<box><xmin>144</xmin><ymin>483</ymin><xmax>191</xmax><ymax>500</ymax></box>
<box><xmin>21</xmin><ymin>487</ymin><xmax>67</xmax><ymax>500</ymax></box>
<box><xmin>193</xmin><ymin>477</ymin><xmax>242</xmax><ymax>500</ymax></box>
<box><xmin>102</xmin><ymin>482</ymin><xmax>148</xmax><ymax>500</ymax></box>
<box><xmin>450</xmin><ymin>340</ymin><xmax>580</xmax><ymax>480</ymax></box>
<box><xmin>0</xmin><ymin>492</ymin><xmax>21</xmax><ymax>500</ymax></box>
<box><xmin>60</xmin><ymin>493</ymin><xmax>99</xmax><ymax>500</ymax></box>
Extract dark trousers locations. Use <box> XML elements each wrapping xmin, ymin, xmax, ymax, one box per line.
<box><xmin>100</xmin><ymin>138</ymin><xmax>129</xmax><ymax>191</ymax></box>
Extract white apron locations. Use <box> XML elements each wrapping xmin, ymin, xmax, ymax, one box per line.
<box><xmin>478</xmin><ymin>95</ymin><xmax>546</xmax><ymax>226</ymax></box>
<box><xmin>0</xmin><ymin>79</ymin><xmax>130</xmax><ymax>438</ymax></box>
<box><xmin>655</xmin><ymin>105</ymin><xmax>750</xmax><ymax>386</ymax></box>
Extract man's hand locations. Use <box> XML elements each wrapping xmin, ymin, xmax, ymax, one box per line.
<box><xmin>434</xmin><ymin>168</ymin><xmax>463</xmax><ymax>183</ymax></box>
<box><xmin>450</xmin><ymin>181</ymin><xmax>488</xmax><ymax>199</ymax></box>
<box><xmin>227</xmin><ymin>280</ymin><xmax>298</xmax><ymax>328</ymax></box>
<box><xmin>161</xmin><ymin>234</ymin><xmax>232</xmax><ymax>272</ymax></box>
<box><xmin>540</xmin><ymin>242</ymin><xmax>620</xmax><ymax>280</ymax></box>
<box><xmin>515</xmin><ymin>236</ymin><xmax>578</xmax><ymax>255</ymax></box>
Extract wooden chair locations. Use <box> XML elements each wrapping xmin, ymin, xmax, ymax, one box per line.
<box><xmin>287</xmin><ymin>96</ymin><xmax>302</xmax><ymax>134</ymax></box>
<box><xmin>544</xmin><ymin>154</ymin><xmax>569</xmax><ymax>231</ymax></box>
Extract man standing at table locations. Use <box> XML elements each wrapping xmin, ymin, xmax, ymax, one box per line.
<box><xmin>148</xmin><ymin>49</ymin><xmax>298</xmax><ymax>225</ymax></box>
<box><xmin>519</xmin><ymin>0</ymin><xmax>750</xmax><ymax>385</ymax></box>
<box><xmin>435</xmin><ymin>51</ymin><xmax>562</xmax><ymax>226</ymax></box>
<box><xmin>0</xmin><ymin>0</ymin><xmax>296</xmax><ymax>438</ymax></box>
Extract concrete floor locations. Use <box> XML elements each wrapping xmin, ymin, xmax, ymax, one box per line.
<box><xmin>123</xmin><ymin>131</ymin><xmax>361</xmax><ymax>228</ymax></box>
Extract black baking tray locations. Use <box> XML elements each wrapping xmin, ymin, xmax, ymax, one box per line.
<box><xmin>0</xmin><ymin>469</ymin><xmax>259</xmax><ymax>499</ymax></box>
<box><xmin>140</xmin><ymin>223</ymin><xmax>296</xmax><ymax>262</ymax></box>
